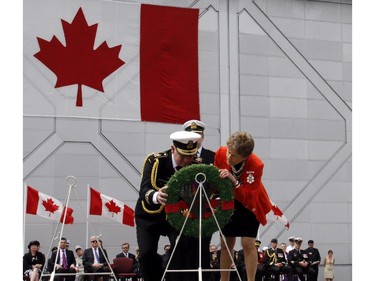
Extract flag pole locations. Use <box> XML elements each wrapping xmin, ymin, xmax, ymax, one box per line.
<box><xmin>46</xmin><ymin>176</ymin><xmax>76</xmax><ymax>281</ymax></box>
<box><xmin>23</xmin><ymin>182</ymin><xmax>27</xmax><ymax>252</ymax></box>
<box><xmin>86</xmin><ymin>184</ymin><xmax>89</xmax><ymax>249</ymax></box>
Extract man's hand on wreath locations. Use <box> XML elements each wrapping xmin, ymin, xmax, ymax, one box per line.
<box><xmin>157</xmin><ymin>186</ymin><xmax>168</xmax><ymax>205</ymax></box>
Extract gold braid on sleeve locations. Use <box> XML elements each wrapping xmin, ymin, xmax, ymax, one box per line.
<box><xmin>141</xmin><ymin>155</ymin><xmax>164</xmax><ymax>214</ymax></box>
<box><xmin>150</xmin><ymin>157</ymin><xmax>161</xmax><ymax>190</ymax></box>
<box><xmin>141</xmin><ymin>201</ymin><xmax>164</xmax><ymax>214</ymax></box>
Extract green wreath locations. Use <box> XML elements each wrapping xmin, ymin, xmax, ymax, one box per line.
<box><xmin>165</xmin><ymin>164</ymin><xmax>234</xmax><ymax>237</ymax></box>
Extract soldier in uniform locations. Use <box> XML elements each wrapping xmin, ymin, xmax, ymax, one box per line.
<box><xmin>305</xmin><ymin>240</ymin><xmax>321</xmax><ymax>281</ymax></box>
<box><xmin>255</xmin><ymin>240</ymin><xmax>266</xmax><ymax>281</ymax></box>
<box><xmin>183</xmin><ymin>120</ymin><xmax>215</xmax><ymax>165</ymax></box>
<box><xmin>135</xmin><ymin>131</ymin><xmax>201</xmax><ymax>281</ymax></box>
<box><xmin>288</xmin><ymin>238</ymin><xmax>316</xmax><ymax>281</ymax></box>
<box><xmin>264</xmin><ymin>238</ymin><xmax>293</xmax><ymax>281</ymax></box>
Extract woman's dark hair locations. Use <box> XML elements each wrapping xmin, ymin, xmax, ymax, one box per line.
<box><xmin>28</xmin><ymin>240</ymin><xmax>40</xmax><ymax>249</ymax></box>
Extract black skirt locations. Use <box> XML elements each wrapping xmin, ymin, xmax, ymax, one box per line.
<box><xmin>221</xmin><ymin>199</ymin><xmax>260</xmax><ymax>237</ymax></box>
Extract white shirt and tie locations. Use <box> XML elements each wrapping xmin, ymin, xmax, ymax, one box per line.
<box><xmin>93</xmin><ymin>247</ymin><xmax>100</xmax><ymax>263</ymax></box>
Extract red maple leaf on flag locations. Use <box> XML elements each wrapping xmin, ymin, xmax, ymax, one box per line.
<box><xmin>105</xmin><ymin>200</ymin><xmax>121</xmax><ymax>217</ymax></box>
<box><xmin>42</xmin><ymin>198</ymin><xmax>59</xmax><ymax>216</ymax></box>
<box><xmin>34</xmin><ymin>7</ymin><xmax>125</xmax><ymax>107</ymax></box>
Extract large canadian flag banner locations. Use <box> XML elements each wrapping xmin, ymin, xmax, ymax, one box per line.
<box><xmin>24</xmin><ymin>0</ymin><xmax>200</xmax><ymax>123</ymax></box>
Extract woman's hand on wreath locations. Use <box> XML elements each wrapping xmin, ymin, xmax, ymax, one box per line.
<box><xmin>218</xmin><ymin>169</ymin><xmax>236</xmax><ymax>184</ymax></box>
<box><xmin>157</xmin><ymin>186</ymin><xmax>168</xmax><ymax>205</ymax></box>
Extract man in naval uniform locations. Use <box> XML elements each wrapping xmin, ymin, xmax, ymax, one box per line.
<box><xmin>135</xmin><ymin>131</ymin><xmax>201</xmax><ymax>281</ymax></box>
<box><xmin>288</xmin><ymin>238</ymin><xmax>316</xmax><ymax>281</ymax></box>
<box><xmin>183</xmin><ymin>120</ymin><xmax>215</xmax><ymax>165</ymax></box>
<box><xmin>264</xmin><ymin>238</ymin><xmax>293</xmax><ymax>281</ymax></box>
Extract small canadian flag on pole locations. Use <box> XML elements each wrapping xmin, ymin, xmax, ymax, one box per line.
<box><xmin>89</xmin><ymin>187</ymin><xmax>134</xmax><ymax>227</ymax></box>
<box><xmin>26</xmin><ymin>186</ymin><xmax>74</xmax><ymax>224</ymax></box>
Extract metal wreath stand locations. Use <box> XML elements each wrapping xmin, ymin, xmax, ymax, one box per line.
<box><xmin>161</xmin><ymin>172</ymin><xmax>243</xmax><ymax>281</ymax></box>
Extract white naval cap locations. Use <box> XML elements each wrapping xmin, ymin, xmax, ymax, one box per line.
<box><xmin>294</xmin><ymin>237</ymin><xmax>303</xmax><ymax>243</ymax></box>
<box><xmin>170</xmin><ymin>131</ymin><xmax>201</xmax><ymax>156</ymax></box>
<box><xmin>182</xmin><ymin>120</ymin><xmax>206</xmax><ymax>133</ymax></box>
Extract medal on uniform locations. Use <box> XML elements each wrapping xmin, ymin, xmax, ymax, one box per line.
<box><xmin>246</xmin><ymin>171</ymin><xmax>255</xmax><ymax>184</ymax></box>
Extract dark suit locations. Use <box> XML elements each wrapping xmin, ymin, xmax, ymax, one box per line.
<box><xmin>115</xmin><ymin>252</ymin><xmax>137</xmax><ymax>281</ymax></box>
<box><xmin>48</xmin><ymin>249</ymin><xmax>76</xmax><ymax>281</ymax></box>
<box><xmin>83</xmin><ymin>247</ymin><xmax>111</xmax><ymax>281</ymax></box>
<box><xmin>116</xmin><ymin>252</ymin><xmax>136</xmax><ymax>261</ymax></box>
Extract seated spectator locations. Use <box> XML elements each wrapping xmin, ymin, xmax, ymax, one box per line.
<box><xmin>229</xmin><ymin>250</ymin><xmax>240</xmax><ymax>281</ymax></box>
<box><xmin>134</xmin><ymin>246</ymin><xmax>142</xmax><ymax>280</ymax></box>
<box><xmin>161</xmin><ymin>244</ymin><xmax>171</xmax><ymax>271</ymax></box>
<box><xmin>115</xmin><ymin>242</ymin><xmax>137</xmax><ymax>281</ymax></box>
<box><xmin>255</xmin><ymin>240</ymin><xmax>266</xmax><ymax>281</ymax></box>
<box><xmin>264</xmin><ymin>238</ymin><xmax>292</xmax><ymax>281</ymax></box>
<box><xmin>288</xmin><ymin>238</ymin><xmax>316</xmax><ymax>281</ymax></box>
<box><xmin>286</xmin><ymin>236</ymin><xmax>295</xmax><ymax>254</ymax></box>
<box><xmin>83</xmin><ymin>236</ymin><xmax>111</xmax><ymax>281</ymax></box>
<box><xmin>116</xmin><ymin>243</ymin><xmax>136</xmax><ymax>260</ymax></box>
<box><xmin>23</xmin><ymin>240</ymin><xmax>46</xmax><ymax>281</ymax></box>
<box><xmin>75</xmin><ymin>245</ymin><xmax>84</xmax><ymax>281</ymax></box>
<box><xmin>47</xmin><ymin>247</ymin><xmax>58</xmax><ymax>273</ymax></box>
<box><xmin>48</xmin><ymin>237</ymin><xmax>77</xmax><ymax>281</ymax></box>
<box><xmin>209</xmin><ymin>245</ymin><xmax>220</xmax><ymax>281</ymax></box>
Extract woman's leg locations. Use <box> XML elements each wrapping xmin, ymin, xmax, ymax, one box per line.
<box><xmin>241</xmin><ymin>237</ymin><xmax>257</xmax><ymax>281</ymax></box>
<box><xmin>220</xmin><ymin>236</ymin><xmax>236</xmax><ymax>281</ymax></box>
<box><xmin>29</xmin><ymin>268</ymin><xmax>39</xmax><ymax>281</ymax></box>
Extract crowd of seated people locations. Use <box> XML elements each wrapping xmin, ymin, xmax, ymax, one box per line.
<box><xmin>24</xmin><ymin>237</ymin><xmax>141</xmax><ymax>281</ymax></box>
<box><xmin>208</xmin><ymin>236</ymin><xmax>321</xmax><ymax>281</ymax></box>
<box><xmin>24</xmin><ymin>235</ymin><xmax>321</xmax><ymax>281</ymax></box>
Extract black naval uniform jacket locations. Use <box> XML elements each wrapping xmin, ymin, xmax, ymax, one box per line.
<box><xmin>305</xmin><ymin>247</ymin><xmax>321</xmax><ymax>266</ymax></box>
<box><xmin>195</xmin><ymin>147</ymin><xmax>215</xmax><ymax>165</ymax></box>
<box><xmin>264</xmin><ymin>247</ymin><xmax>287</xmax><ymax>266</ymax></box>
<box><xmin>288</xmin><ymin>248</ymin><xmax>308</xmax><ymax>267</ymax></box>
<box><xmin>135</xmin><ymin>150</ymin><xmax>175</xmax><ymax>233</ymax></box>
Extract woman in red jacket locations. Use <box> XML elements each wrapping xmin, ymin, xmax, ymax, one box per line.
<box><xmin>214</xmin><ymin>132</ymin><xmax>272</xmax><ymax>281</ymax></box>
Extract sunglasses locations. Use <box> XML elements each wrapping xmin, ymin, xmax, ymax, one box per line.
<box><xmin>91</xmin><ymin>240</ymin><xmax>98</xmax><ymax>243</ymax></box>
